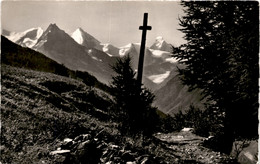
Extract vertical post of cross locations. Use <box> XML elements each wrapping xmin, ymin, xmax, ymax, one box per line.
<box><xmin>137</xmin><ymin>13</ymin><xmax>152</xmax><ymax>88</ymax></box>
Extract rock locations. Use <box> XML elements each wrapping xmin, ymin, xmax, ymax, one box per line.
<box><xmin>61</xmin><ymin>140</ymin><xmax>74</xmax><ymax>149</ymax></box>
<box><xmin>202</xmin><ymin>136</ymin><xmax>218</xmax><ymax>149</ymax></box>
<box><xmin>140</xmin><ymin>157</ymin><xmax>149</xmax><ymax>164</ymax></box>
<box><xmin>110</xmin><ymin>144</ymin><xmax>119</xmax><ymax>149</ymax></box>
<box><xmin>198</xmin><ymin>155</ymin><xmax>204</xmax><ymax>159</ymax></box>
<box><xmin>74</xmin><ymin>134</ymin><xmax>91</xmax><ymax>142</ymax></box>
<box><xmin>181</xmin><ymin>128</ymin><xmax>194</xmax><ymax>132</ymax></box>
<box><xmin>122</xmin><ymin>151</ymin><xmax>136</xmax><ymax>162</ymax></box>
<box><xmin>97</xmin><ymin>141</ymin><xmax>108</xmax><ymax>150</ymax></box>
<box><xmin>237</xmin><ymin>140</ymin><xmax>258</xmax><ymax>164</ymax></box>
<box><xmin>126</xmin><ymin>162</ymin><xmax>136</xmax><ymax>164</ymax></box>
<box><xmin>72</xmin><ymin>139</ymin><xmax>101</xmax><ymax>164</ymax></box>
<box><xmin>63</xmin><ymin>138</ymin><xmax>73</xmax><ymax>143</ymax></box>
<box><xmin>77</xmin><ymin>140</ymin><xmax>91</xmax><ymax>150</ymax></box>
<box><xmin>0</xmin><ymin>145</ymin><xmax>5</xmax><ymax>152</ymax></box>
<box><xmin>50</xmin><ymin>150</ymin><xmax>70</xmax><ymax>155</ymax></box>
<box><xmin>137</xmin><ymin>155</ymin><xmax>156</xmax><ymax>164</ymax></box>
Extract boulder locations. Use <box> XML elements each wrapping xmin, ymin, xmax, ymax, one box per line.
<box><xmin>237</xmin><ymin>140</ymin><xmax>258</xmax><ymax>164</ymax></box>
<box><xmin>73</xmin><ymin>140</ymin><xmax>101</xmax><ymax>164</ymax></box>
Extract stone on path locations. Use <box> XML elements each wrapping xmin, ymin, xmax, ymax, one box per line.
<box><xmin>50</xmin><ymin>150</ymin><xmax>70</xmax><ymax>155</ymax></box>
<box><xmin>181</xmin><ymin>128</ymin><xmax>194</xmax><ymax>132</ymax></box>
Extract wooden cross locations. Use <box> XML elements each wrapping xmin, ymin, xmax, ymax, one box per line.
<box><xmin>137</xmin><ymin>13</ymin><xmax>152</xmax><ymax>87</ymax></box>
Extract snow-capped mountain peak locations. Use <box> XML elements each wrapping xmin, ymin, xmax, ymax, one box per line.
<box><xmin>100</xmin><ymin>43</ymin><xmax>120</xmax><ymax>57</ymax></box>
<box><xmin>71</xmin><ymin>28</ymin><xmax>84</xmax><ymax>44</ymax></box>
<box><xmin>45</xmin><ymin>23</ymin><xmax>61</xmax><ymax>34</ymax></box>
<box><xmin>71</xmin><ymin>27</ymin><xmax>101</xmax><ymax>50</ymax></box>
<box><xmin>33</xmin><ymin>23</ymin><xmax>85</xmax><ymax>53</ymax></box>
<box><xmin>4</xmin><ymin>27</ymin><xmax>43</xmax><ymax>48</ymax></box>
<box><xmin>154</xmin><ymin>36</ymin><xmax>165</xmax><ymax>48</ymax></box>
<box><xmin>33</xmin><ymin>24</ymin><xmax>62</xmax><ymax>49</ymax></box>
<box><xmin>36</xmin><ymin>24</ymin><xmax>60</xmax><ymax>40</ymax></box>
<box><xmin>119</xmin><ymin>43</ymin><xmax>139</xmax><ymax>56</ymax></box>
<box><xmin>150</xmin><ymin>36</ymin><xmax>173</xmax><ymax>52</ymax></box>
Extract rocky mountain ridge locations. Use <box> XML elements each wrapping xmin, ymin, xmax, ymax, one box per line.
<box><xmin>3</xmin><ymin>24</ymin><xmax>176</xmax><ymax>87</ymax></box>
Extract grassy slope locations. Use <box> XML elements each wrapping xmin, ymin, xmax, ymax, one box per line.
<box><xmin>1</xmin><ymin>65</ymin><xmax>116</xmax><ymax>163</ymax></box>
<box><xmin>0</xmin><ymin>65</ymin><xmax>193</xmax><ymax>164</ymax></box>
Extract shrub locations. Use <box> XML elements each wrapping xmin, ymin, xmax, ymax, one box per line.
<box><xmin>170</xmin><ymin>105</ymin><xmax>225</xmax><ymax>137</ymax></box>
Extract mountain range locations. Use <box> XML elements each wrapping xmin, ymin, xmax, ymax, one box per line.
<box><xmin>4</xmin><ymin>23</ymin><xmax>176</xmax><ymax>87</ymax></box>
<box><xmin>3</xmin><ymin>23</ymin><xmax>205</xmax><ymax>115</ymax></box>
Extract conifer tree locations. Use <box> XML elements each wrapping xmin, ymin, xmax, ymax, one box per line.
<box><xmin>110</xmin><ymin>55</ymin><xmax>158</xmax><ymax>136</ymax></box>
<box><xmin>174</xmin><ymin>1</ymin><xmax>258</xmax><ymax>153</ymax></box>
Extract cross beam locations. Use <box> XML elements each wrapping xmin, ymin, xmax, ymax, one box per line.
<box><xmin>137</xmin><ymin>13</ymin><xmax>152</xmax><ymax>87</ymax></box>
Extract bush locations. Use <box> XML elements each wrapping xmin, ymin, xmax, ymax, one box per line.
<box><xmin>170</xmin><ymin>105</ymin><xmax>225</xmax><ymax>137</ymax></box>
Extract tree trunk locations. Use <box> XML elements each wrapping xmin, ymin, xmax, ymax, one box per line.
<box><xmin>219</xmin><ymin>104</ymin><xmax>235</xmax><ymax>154</ymax></box>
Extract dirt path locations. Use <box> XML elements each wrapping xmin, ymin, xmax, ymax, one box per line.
<box><xmin>154</xmin><ymin>130</ymin><xmax>236</xmax><ymax>163</ymax></box>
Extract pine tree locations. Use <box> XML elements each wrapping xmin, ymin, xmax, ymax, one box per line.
<box><xmin>174</xmin><ymin>1</ymin><xmax>258</xmax><ymax>153</ymax></box>
<box><xmin>110</xmin><ymin>55</ymin><xmax>158</xmax><ymax>136</ymax></box>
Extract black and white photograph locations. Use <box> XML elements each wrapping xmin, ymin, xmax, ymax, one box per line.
<box><xmin>1</xmin><ymin>1</ymin><xmax>259</xmax><ymax>163</ymax></box>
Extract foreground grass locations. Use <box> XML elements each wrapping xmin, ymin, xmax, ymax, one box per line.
<box><xmin>1</xmin><ymin>65</ymin><xmax>117</xmax><ymax>163</ymax></box>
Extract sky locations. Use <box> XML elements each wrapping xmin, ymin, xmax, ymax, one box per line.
<box><xmin>2</xmin><ymin>1</ymin><xmax>186</xmax><ymax>47</ymax></box>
